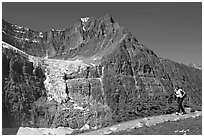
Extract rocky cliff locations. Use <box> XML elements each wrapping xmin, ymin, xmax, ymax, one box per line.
<box><xmin>2</xmin><ymin>14</ymin><xmax>202</xmax><ymax>131</ymax></box>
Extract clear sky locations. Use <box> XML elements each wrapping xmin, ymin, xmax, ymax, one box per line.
<box><xmin>2</xmin><ymin>2</ymin><xmax>202</xmax><ymax>65</ymax></box>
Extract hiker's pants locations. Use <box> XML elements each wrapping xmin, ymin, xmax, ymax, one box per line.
<box><xmin>177</xmin><ymin>95</ymin><xmax>186</xmax><ymax>113</ymax></box>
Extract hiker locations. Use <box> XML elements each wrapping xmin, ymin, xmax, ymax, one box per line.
<box><xmin>174</xmin><ymin>86</ymin><xmax>186</xmax><ymax>115</ymax></box>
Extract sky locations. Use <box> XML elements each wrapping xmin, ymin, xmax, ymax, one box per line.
<box><xmin>2</xmin><ymin>2</ymin><xmax>202</xmax><ymax>65</ymax></box>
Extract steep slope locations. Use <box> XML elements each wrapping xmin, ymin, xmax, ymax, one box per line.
<box><xmin>2</xmin><ymin>14</ymin><xmax>202</xmax><ymax>130</ymax></box>
<box><xmin>2</xmin><ymin>42</ymin><xmax>46</xmax><ymax>127</ymax></box>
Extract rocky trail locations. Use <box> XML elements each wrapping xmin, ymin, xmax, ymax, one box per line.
<box><xmin>81</xmin><ymin>111</ymin><xmax>202</xmax><ymax>135</ymax></box>
<box><xmin>2</xmin><ymin>111</ymin><xmax>201</xmax><ymax>135</ymax></box>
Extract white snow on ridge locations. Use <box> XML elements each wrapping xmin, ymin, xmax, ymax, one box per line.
<box><xmin>25</xmin><ymin>38</ymin><xmax>29</xmax><ymax>41</ymax></box>
<box><xmin>81</xmin><ymin>17</ymin><xmax>90</xmax><ymax>31</ymax></box>
<box><xmin>80</xmin><ymin>17</ymin><xmax>89</xmax><ymax>23</ymax></box>
<box><xmin>14</xmin><ymin>30</ymin><xmax>26</xmax><ymax>34</ymax></box>
<box><xmin>90</xmin><ymin>63</ymin><xmax>96</xmax><ymax>67</ymax></box>
<box><xmin>14</xmin><ymin>30</ymin><xmax>20</xmax><ymax>33</ymax></box>
<box><xmin>56</xmin><ymin>29</ymin><xmax>65</xmax><ymax>32</ymax></box>
<box><xmin>32</xmin><ymin>39</ymin><xmax>39</xmax><ymax>43</ymax></box>
<box><xmin>39</xmin><ymin>32</ymin><xmax>43</xmax><ymax>38</ymax></box>
<box><xmin>2</xmin><ymin>41</ymin><xmax>30</xmax><ymax>57</ymax></box>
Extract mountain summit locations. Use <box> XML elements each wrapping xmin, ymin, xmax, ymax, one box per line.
<box><xmin>2</xmin><ymin>14</ymin><xmax>202</xmax><ymax>130</ymax></box>
<box><xmin>2</xmin><ymin>14</ymin><xmax>154</xmax><ymax>62</ymax></box>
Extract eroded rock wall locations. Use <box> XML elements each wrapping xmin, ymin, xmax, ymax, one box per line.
<box><xmin>2</xmin><ymin>47</ymin><xmax>46</xmax><ymax>128</ymax></box>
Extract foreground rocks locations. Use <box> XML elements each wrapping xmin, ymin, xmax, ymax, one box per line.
<box><xmin>2</xmin><ymin>14</ymin><xmax>202</xmax><ymax>130</ymax></box>
<box><xmin>17</xmin><ymin>126</ymin><xmax>74</xmax><ymax>135</ymax></box>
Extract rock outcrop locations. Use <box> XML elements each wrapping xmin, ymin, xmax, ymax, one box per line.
<box><xmin>2</xmin><ymin>43</ymin><xmax>46</xmax><ymax>128</ymax></box>
<box><xmin>2</xmin><ymin>14</ymin><xmax>202</xmax><ymax>131</ymax></box>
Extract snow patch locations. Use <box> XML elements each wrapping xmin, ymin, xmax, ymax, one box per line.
<box><xmin>90</xmin><ymin>63</ymin><xmax>96</xmax><ymax>67</ymax></box>
<box><xmin>109</xmin><ymin>127</ymin><xmax>117</xmax><ymax>131</ymax></box>
<box><xmin>32</xmin><ymin>39</ymin><xmax>39</xmax><ymax>43</ymax></box>
<box><xmin>73</xmin><ymin>104</ymin><xmax>84</xmax><ymax>110</ymax></box>
<box><xmin>39</xmin><ymin>32</ymin><xmax>43</xmax><ymax>38</ymax></box>
<box><xmin>93</xmin><ymin>58</ymin><xmax>98</xmax><ymax>61</ymax></box>
<box><xmin>80</xmin><ymin>124</ymin><xmax>90</xmax><ymax>131</ymax></box>
<box><xmin>80</xmin><ymin>17</ymin><xmax>89</xmax><ymax>23</ymax></box>
<box><xmin>14</xmin><ymin>30</ymin><xmax>19</xmax><ymax>33</ymax></box>
<box><xmin>81</xmin><ymin>17</ymin><xmax>90</xmax><ymax>31</ymax></box>
<box><xmin>82</xmin><ymin>26</ymin><xmax>86</xmax><ymax>31</ymax></box>
<box><xmin>56</xmin><ymin>29</ymin><xmax>65</xmax><ymax>32</ymax></box>
<box><xmin>25</xmin><ymin>38</ymin><xmax>29</xmax><ymax>41</ymax></box>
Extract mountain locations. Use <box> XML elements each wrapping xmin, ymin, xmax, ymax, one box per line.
<box><xmin>2</xmin><ymin>14</ymin><xmax>202</xmax><ymax>130</ymax></box>
<box><xmin>189</xmin><ymin>63</ymin><xmax>202</xmax><ymax>70</ymax></box>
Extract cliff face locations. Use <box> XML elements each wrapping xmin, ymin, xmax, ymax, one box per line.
<box><xmin>2</xmin><ymin>14</ymin><xmax>202</xmax><ymax>130</ymax></box>
<box><xmin>2</xmin><ymin>44</ymin><xmax>46</xmax><ymax>127</ymax></box>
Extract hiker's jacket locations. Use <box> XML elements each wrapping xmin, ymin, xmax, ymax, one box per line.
<box><xmin>175</xmin><ymin>89</ymin><xmax>186</xmax><ymax>98</ymax></box>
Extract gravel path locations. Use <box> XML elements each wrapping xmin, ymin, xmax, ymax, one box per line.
<box><xmin>81</xmin><ymin>111</ymin><xmax>202</xmax><ymax>135</ymax></box>
<box><xmin>2</xmin><ymin>111</ymin><xmax>201</xmax><ymax>135</ymax></box>
<box><xmin>111</xmin><ymin>116</ymin><xmax>202</xmax><ymax>135</ymax></box>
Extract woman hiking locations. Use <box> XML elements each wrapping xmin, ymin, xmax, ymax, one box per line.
<box><xmin>174</xmin><ymin>85</ymin><xmax>186</xmax><ymax>115</ymax></box>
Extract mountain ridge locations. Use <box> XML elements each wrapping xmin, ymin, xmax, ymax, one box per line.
<box><xmin>2</xmin><ymin>14</ymin><xmax>156</xmax><ymax>63</ymax></box>
<box><xmin>2</xmin><ymin>14</ymin><xmax>202</xmax><ymax>131</ymax></box>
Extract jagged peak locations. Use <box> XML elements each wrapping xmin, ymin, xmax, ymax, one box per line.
<box><xmin>80</xmin><ymin>16</ymin><xmax>90</xmax><ymax>23</ymax></box>
<box><xmin>2</xmin><ymin>19</ymin><xmax>31</xmax><ymax>32</ymax></box>
<box><xmin>102</xmin><ymin>13</ymin><xmax>114</xmax><ymax>23</ymax></box>
<box><xmin>2</xmin><ymin>13</ymin><xmax>116</xmax><ymax>34</ymax></box>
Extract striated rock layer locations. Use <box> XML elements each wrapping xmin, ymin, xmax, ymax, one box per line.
<box><xmin>2</xmin><ymin>14</ymin><xmax>202</xmax><ymax>130</ymax></box>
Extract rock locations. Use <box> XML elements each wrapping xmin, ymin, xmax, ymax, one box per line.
<box><xmin>192</xmin><ymin>115</ymin><xmax>196</xmax><ymax>118</ymax></box>
<box><xmin>173</xmin><ymin>118</ymin><xmax>180</xmax><ymax>121</ymax></box>
<box><xmin>17</xmin><ymin>127</ymin><xmax>74</xmax><ymax>135</ymax></box>
<box><xmin>109</xmin><ymin>126</ymin><xmax>118</xmax><ymax>131</ymax></box>
<box><xmin>92</xmin><ymin>126</ymin><xmax>98</xmax><ymax>130</ymax></box>
<box><xmin>49</xmin><ymin>127</ymin><xmax>74</xmax><ymax>135</ymax></box>
<box><xmin>185</xmin><ymin>107</ymin><xmax>191</xmax><ymax>114</ymax></box>
<box><xmin>145</xmin><ymin>121</ymin><xmax>155</xmax><ymax>127</ymax></box>
<box><xmin>80</xmin><ymin>124</ymin><xmax>90</xmax><ymax>131</ymax></box>
<box><xmin>73</xmin><ymin>104</ymin><xmax>84</xmax><ymax>110</ymax></box>
<box><xmin>104</xmin><ymin>130</ymin><xmax>113</xmax><ymax>135</ymax></box>
<box><xmin>195</xmin><ymin>114</ymin><xmax>200</xmax><ymax>117</ymax></box>
<box><xmin>126</xmin><ymin>128</ymin><xmax>132</xmax><ymax>132</ymax></box>
<box><xmin>134</xmin><ymin>122</ymin><xmax>143</xmax><ymax>128</ymax></box>
<box><xmin>2</xmin><ymin>46</ymin><xmax>46</xmax><ymax>128</ymax></box>
<box><xmin>17</xmin><ymin>127</ymin><xmax>43</xmax><ymax>135</ymax></box>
